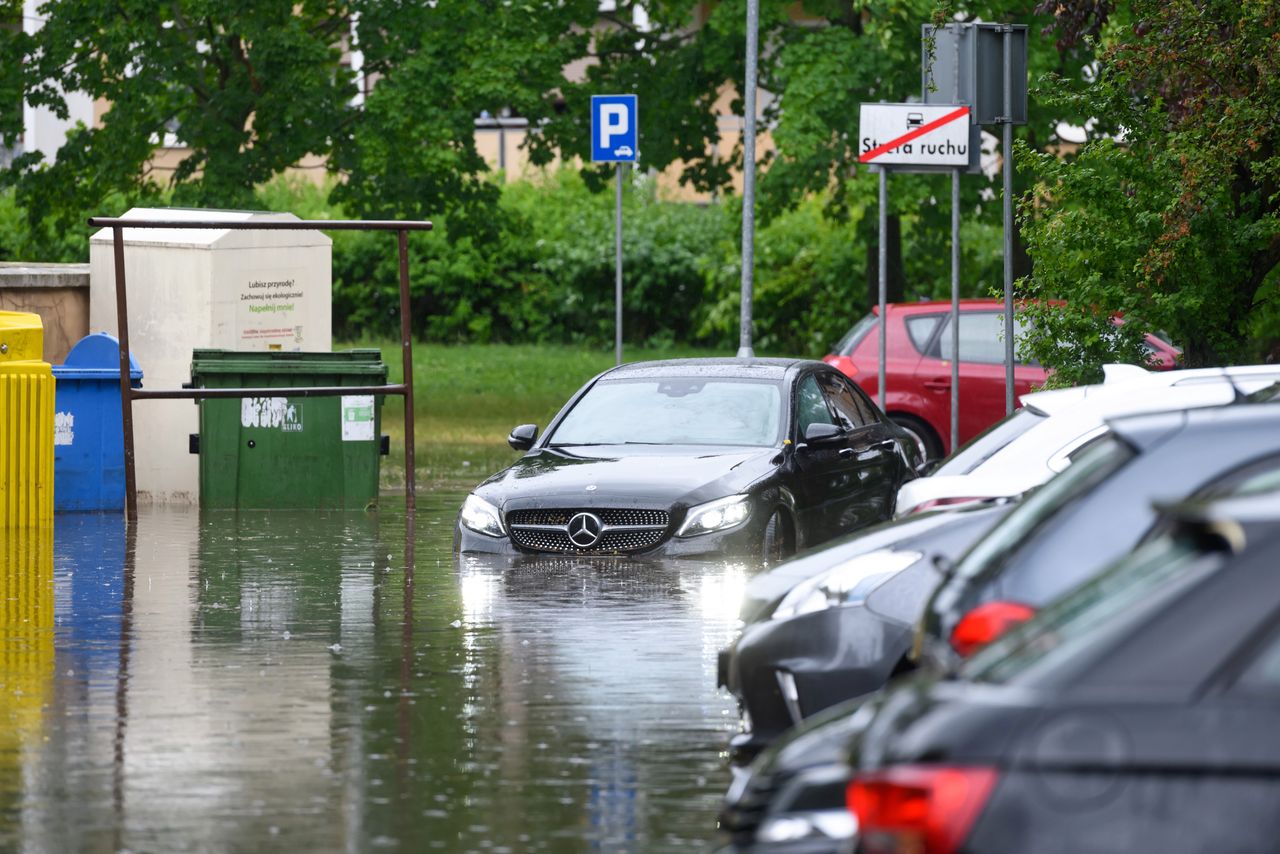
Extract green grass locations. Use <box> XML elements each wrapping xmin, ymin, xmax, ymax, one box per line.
<box><xmin>339</xmin><ymin>341</ymin><xmax>728</xmax><ymax>486</ymax></box>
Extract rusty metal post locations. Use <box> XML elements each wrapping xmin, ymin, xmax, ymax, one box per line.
<box><xmin>398</xmin><ymin>230</ymin><xmax>416</xmax><ymax>510</ymax></box>
<box><xmin>112</xmin><ymin>225</ymin><xmax>138</xmax><ymax>521</ymax></box>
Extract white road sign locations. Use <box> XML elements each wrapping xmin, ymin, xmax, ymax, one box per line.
<box><xmin>859</xmin><ymin>103</ymin><xmax>971</xmax><ymax>166</ymax></box>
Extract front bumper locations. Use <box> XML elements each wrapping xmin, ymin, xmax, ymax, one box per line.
<box><xmin>720</xmin><ymin>605</ymin><xmax>913</xmax><ymax>759</ymax></box>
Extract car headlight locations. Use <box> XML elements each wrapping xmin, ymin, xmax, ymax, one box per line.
<box><xmin>460</xmin><ymin>494</ymin><xmax>505</xmax><ymax>538</ymax></box>
<box><xmin>772</xmin><ymin>549</ymin><xmax>923</xmax><ymax>620</ymax></box>
<box><xmin>677</xmin><ymin>494</ymin><xmax>752</xmax><ymax>537</ymax></box>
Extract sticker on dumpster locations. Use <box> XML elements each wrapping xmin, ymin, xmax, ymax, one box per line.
<box><xmin>241</xmin><ymin>397</ymin><xmax>304</xmax><ymax>433</ymax></box>
<box><xmin>341</xmin><ymin>395</ymin><xmax>375</xmax><ymax>442</ymax></box>
<box><xmin>54</xmin><ymin>411</ymin><xmax>75</xmax><ymax>446</ymax></box>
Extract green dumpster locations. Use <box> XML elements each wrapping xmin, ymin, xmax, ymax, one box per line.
<box><xmin>190</xmin><ymin>349</ymin><xmax>388</xmax><ymax>509</ymax></box>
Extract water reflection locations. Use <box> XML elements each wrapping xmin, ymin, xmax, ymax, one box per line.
<box><xmin>2</xmin><ymin>490</ymin><xmax>750</xmax><ymax>851</ymax></box>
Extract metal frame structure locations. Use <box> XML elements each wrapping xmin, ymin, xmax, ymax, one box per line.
<box><xmin>86</xmin><ymin>217</ymin><xmax>432</xmax><ymax>521</ymax></box>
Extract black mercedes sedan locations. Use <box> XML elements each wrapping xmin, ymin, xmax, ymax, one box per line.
<box><xmin>848</xmin><ymin>491</ymin><xmax>1280</xmax><ymax>854</ymax></box>
<box><xmin>454</xmin><ymin>359</ymin><xmax>919</xmax><ymax>559</ymax></box>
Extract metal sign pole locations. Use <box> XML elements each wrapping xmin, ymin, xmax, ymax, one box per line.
<box><xmin>1002</xmin><ymin>26</ymin><xmax>1015</xmax><ymax>414</ymax></box>
<box><xmin>951</xmin><ymin>168</ymin><xmax>961</xmax><ymax>453</ymax></box>
<box><xmin>738</xmin><ymin>0</ymin><xmax>759</xmax><ymax>359</ymax></box>
<box><xmin>878</xmin><ymin>167</ymin><xmax>888</xmax><ymax>412</ymax></box>
<box><xmin>615</xmin><ymin>163</ymin><xmax>624</xmax><ymax>367</ymax></box>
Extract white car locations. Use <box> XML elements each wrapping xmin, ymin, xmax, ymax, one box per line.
<box><xmin>894</xmin><ymin>364</ymin><xmax>1280</xmax><ymax>516</ymax></box>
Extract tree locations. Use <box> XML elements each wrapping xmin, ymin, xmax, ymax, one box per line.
<box><xmin>1017</xmin><ymin>0</ymin><xmax>1280</xmax><ymax>379</ymax></box>
<box><xmin>2</xmin><ymin>1</ymin><xmax>355</xmax><ymax>224</ymax></box>
<box><xmin>0</xmin><ymin>0</ymin><xmax>599</xmax><ymax>257</ymax></box>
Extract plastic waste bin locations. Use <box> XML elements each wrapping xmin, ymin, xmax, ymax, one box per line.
<box><xmin>0</xmin><ymin>311</ymin><xmax>55</xmax><ymax>528</ymax></box>
<box><xmin>190</xmin><ymin>349</ymin><xmax>388</xmax><ymax>509</ymax></box>
<box><xmin>51</xmin><ymin>333</ymin><xmax>143</xmax><ymax>512</ymax></box>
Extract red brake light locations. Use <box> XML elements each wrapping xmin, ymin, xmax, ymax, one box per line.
<box><xmin>824</xmin><ymin>354</ymin><xmax>859</xmax><ymax>378</ymax></box>
<box><xmin>949</xmin><ymin>601</ymin><xmax>1037</xmax><ymax>658</ymax></box>
<box><xmin>847</xmin><ymin>765</ymin><xmax>998</xmax><ymax>854</ymax></box>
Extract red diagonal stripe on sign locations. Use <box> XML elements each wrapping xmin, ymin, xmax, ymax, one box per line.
<box><xmin>859</xmin><ymin>105</ymin><xmax>971</xmax><ymax>163</ymax></box>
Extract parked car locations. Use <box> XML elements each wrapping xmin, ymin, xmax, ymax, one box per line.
<box><xmin>823</xmin><ymin>300</ymin><xmax>1182</xmax><ymax>459</ymax></box>
<box><xmin>895</xmin><ymin>363</ymin><xmax>1280</xmax><ymax>516</ymax></box>
<box><xmin>717</xmin><ymin>696</ymin><xmax>868</xmax><ymax>853</ymax></box>
<box><xmin>718</xmin><ymin>502</ymin><xmax>1014</xmax><ymax>762</ymax></box>
<box><xmin>847</xmin><ymin>490</ymin><xmax>1280</xmax><ymax>854</ymax></box>
<box><xmin>716</xmin><ymin>398</ymin><xmax>1280</xmax><ymax>852</ymax></box>
<box><xmin>918</xmin><ymin>399</ymin><xmax>1280</xmax><ymax>669</ymax></box>
<box><xmin>454</xmin><ymin>359</ymin><xmax>919</xmax><ymax>559</ymax></box>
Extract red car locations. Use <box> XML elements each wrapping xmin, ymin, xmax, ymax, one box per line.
<box><xmin>823</xmin><ymin>300</ymin><xmax>1180</xmax><ymax>460</ymax></box>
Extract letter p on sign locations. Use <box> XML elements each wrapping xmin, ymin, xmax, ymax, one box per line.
<box><xmin>591</xmin><ymin>94</ymin><xmax>638</xmax><ymax>163</ymax></box>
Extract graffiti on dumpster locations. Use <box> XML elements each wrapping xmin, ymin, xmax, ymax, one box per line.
<box><xmin>241</xmin><ymin>397</ymin><xmax>304</xmax><ymax>433</ymax></box>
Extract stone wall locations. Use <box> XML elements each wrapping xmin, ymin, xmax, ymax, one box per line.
<box><xmin>0</xmin><ymin>263</ymin><xmax>91</xmax><ymax>364</ymax></box>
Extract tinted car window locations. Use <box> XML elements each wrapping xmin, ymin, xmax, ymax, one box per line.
<box><xmin>933</xmin><ymin>408</ymin><xmax>1044</xmax><ymax>476</ymax></box>
<box><xmin>950</xmin><ymin>435</ymin><xmax>1136</xmax><ymax>586</ymax></box>
<box><xmin>1197</xmin><ymin>453</ymin><xmax>1280</xmax><ymax>500</ymax></box>
<box><xmin>964</xmin><ymin>534</ymin><xmax>1217</xmax><ymax>688</ymax></box>
<box><xmin>796</xmin><ymin>375</ymin><xmax>836</xmax><ymax>436</ymax></box>
<box><xmin>929</xmin><ymin>312</ymin><xmax>1031</xmax><ymax>365</ymax></box>
<box><xmin>549</xmin><ymin>378</ymin><xmax>783</xmax><ymax>447</ymax></box>
<box><xmin>819</xmin><ymin>373</ymin><xmax>870</xmax><ymax>431</ymax></box>
<box><xmin>905</xmin><ymin>314</ymin><xmax>943</xmax><ymax>354</ymax></box>
<box><xmin>835</xmin><ymin>314</ymin><xmax>877</xmax><ymax>356</ymax></box>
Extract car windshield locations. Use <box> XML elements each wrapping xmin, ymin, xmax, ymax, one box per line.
<box><xmin>548</xmin><ymin>377</ymin><xmax>784</xmax><ymax>447</ymax></box>
<box><xmin>948</xmin><ymin>434</ymin><xmax>1136</xmax><ymax>584</ymax></box>
<box><xmin>834</xmin><ymin>314</ymin><xmax>877</xmax><ymax>356</ymax></box>
<box><xmin>961</xmin><ymin>531</ymin><xmax>1217</xmax><ymax>687</ymax></box>
<box><xmin>934</xmin><ymin>408</ymin><xmax>1045</xmax><ymax>476</ymax></box>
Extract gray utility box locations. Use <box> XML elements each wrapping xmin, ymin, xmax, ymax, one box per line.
<box><xmin>922</xmin><ymin>23</ymin><xmax>1028</xmax><ymax>125</ymax></box>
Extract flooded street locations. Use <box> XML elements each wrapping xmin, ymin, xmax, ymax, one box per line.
<box><xmin>1</xmin><ymin>481</ymin><xmax>751</xmax><ymax>851</ymax></box>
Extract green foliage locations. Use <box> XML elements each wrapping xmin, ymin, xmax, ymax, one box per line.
<box><xmin>1017</xmin><ymin>0</ymin><xmax>1280</xmax><ymax>377</ymax></box>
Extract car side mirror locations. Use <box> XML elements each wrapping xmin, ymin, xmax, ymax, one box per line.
<box><xmin>507</xmin><ymin>423</ymin><xmax>538</xmax><ymax>451</ymax></box>
<box><xmin>802</xmin><ymin>422</ymin><xmax>843</xmax><ymax>444</ymax></box>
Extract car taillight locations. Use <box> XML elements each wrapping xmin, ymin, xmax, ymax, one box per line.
<box><xmin>847</xmin><ymin>765</ymin><xmax>998</xmax><ymax>854</ymax></box>
<box><xmin>906</xmin><ymin>496</ymin><xmax>981</xmax><ymax>515</ymax></box>
<box><xmin>949</xmin><ymin>601</ymin><xmax>1037</xmax><ymax>658</ymax></box>
<box><xmin>823</xmin><ymin>354</ymin><xmax>858</xmax><ymax>378</ymax></box>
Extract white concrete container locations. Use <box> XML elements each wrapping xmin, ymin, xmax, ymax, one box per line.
<box><xmin>89</xmin><ymin>208</ymin><xmax>332</xmax><ymax>505</ymax></box>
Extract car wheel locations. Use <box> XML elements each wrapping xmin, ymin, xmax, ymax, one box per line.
<box><xmin>760</xmin><ymin>510</ymin><xmax>793</xmax><ymax>564</ymax></box>
<box><xmin>889</xmin><ymin>414</ymin><xmax>944</xmax><ymax>462</ymax></box>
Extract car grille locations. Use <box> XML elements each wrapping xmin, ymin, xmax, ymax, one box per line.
<box><xmin>506</xmin><ymin>508</ymin><xmax>670</xmax><ymax>554</ymax></box>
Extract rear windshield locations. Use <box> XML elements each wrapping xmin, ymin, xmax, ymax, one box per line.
<box><xmin>934</xmin><ymin>408</ymin><xmax>1045</xmax><ymax>476</ymax></box>
<box><xmin>833</xmin><ymin>314</ymin><xmax>878</xmax><ymax>356</ymax></box>
<box><xmin>949</xmin><ymin>435</ymin><xmax>1136</xmax><ymax>586</ymax></box>
<box><xmin>548</xmin><ymin>377</ymin><xmax>784</xmax><ymax>447</ymax></box>
<box><xmin>962</xmin><ymin>533</ymin><xmax>1217</xmax><ymax>687</ymax></box>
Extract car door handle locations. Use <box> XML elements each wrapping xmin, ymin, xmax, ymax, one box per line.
<box><xmin>839</xmin><ymin>447</ymin><xmax>856</xmax><ymax>459</ymax></box>
<box><xmin>923</xmin><ymin>379</ymin><xmax>950</xmax><ymax>392</ymax></box>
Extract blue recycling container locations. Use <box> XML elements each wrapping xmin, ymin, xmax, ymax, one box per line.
<box><xmin>51</xmin><ymin>333</ymin><xmax>143</xmax><ymax>512</ymax></box>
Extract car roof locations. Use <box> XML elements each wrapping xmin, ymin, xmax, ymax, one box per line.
<box><xmin>877</xmin><ymin>299</ymin><xmax>1005</xmax><ymax>315</ymax></box>
<box><xmin>1107</xmin><ymin>397</ymin><xmax>1280</xmax><ymax>453</ymax></box>
<box><xmin>602</xmin><ymin>357</ymin><xmax>819</xmax><ymax>381</ymax></box>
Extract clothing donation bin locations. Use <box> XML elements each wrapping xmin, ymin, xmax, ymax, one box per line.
<box><xmin>0</xmin><ymin>311</ymin><xmax>55</xmax><ymax>528</ymax></box>
<box><xmin>51</xmin><ymin>333</ymin><xmax>143</xmax><ymax>511</ymax></box>
<box><xmin>190</xmin><ymin>349</ymin><xmax>387</xmax><ymax>509</ymax></box>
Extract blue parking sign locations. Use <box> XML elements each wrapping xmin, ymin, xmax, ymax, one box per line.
<box><xmin>591</xmin><ymin>95</ymin><xmax>638</xmax><ymax>163</ymax></box>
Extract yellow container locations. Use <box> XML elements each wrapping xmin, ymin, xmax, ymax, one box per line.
<box><xmin>0</xmin><ymin>311</ymin><xmax>55</xmax><ymax>528</ymax></box>
<box><xmin>0</xmin><ymin>527</ymin><xmax>54</xmax><ymax>754</ymax></box>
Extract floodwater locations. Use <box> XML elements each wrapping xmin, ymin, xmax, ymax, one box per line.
<box><xmin>0</xmin><ymin>482</ymin><xmax>753</xmax><ymax>852</ymax></box>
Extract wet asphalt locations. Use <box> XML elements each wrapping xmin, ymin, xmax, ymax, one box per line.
<box><xmin>0</xmin><ymin>480</ymin><xmax>754</xmax><ymax>852</ymax></box>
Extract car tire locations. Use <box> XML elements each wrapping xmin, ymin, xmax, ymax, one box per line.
<box><xmin>760</xmin><ymin>509</ymin><xmax>794</xmax><ymax>564</ymax></box>
<box><xmin>889</xmin><ymin>413</ymin><xmax>944</xmax><ymax>462</ymax></box>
